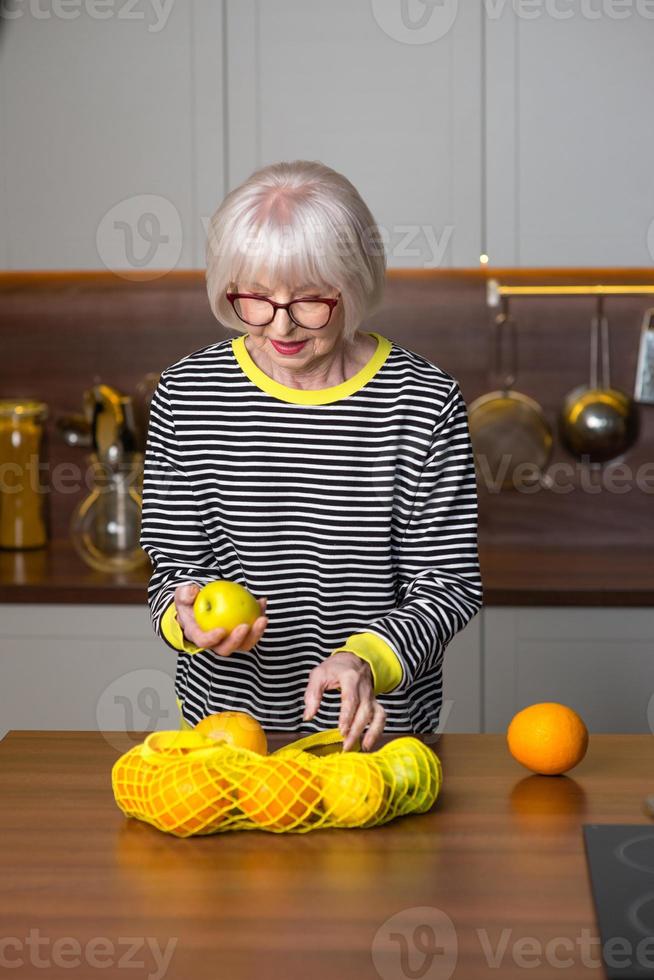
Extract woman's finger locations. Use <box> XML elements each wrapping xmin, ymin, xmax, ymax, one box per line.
<box><xmin>303</xmin><ymin>666</ymin><xmax>329</xmax><ymax>721</ymax></box>
<box><xmin>361</xmin><ymin>702</ymin><xmax>386</xmax><ymax>752</ymax></box>
<box><xmin>209</xmin><ymin>622</ymin><xmax>251</xmax><ymax>657</ymax></box>
<box><xmin>234</xmin><ymin>614</ymin><xmax>269</xmax><ymax>652</ymax></box>
<box><xmin>176</xmin><ymin>606</ymin><xmax>228</xmax><ymax>648</ymax></box>
<box><xmin>337</xmin><ymin>672</ymin><xmax>361</xmax><ymax>739</ymax></box>
<box><xmin>342</xmin><ymin>695</ymin><xmax>375</xmax><ymax>752</ymax></box>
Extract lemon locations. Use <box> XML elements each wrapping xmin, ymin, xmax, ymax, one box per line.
<box><xmin>193</xmin><ymin>580</ymin><xmax>261</xmax><ymax>634</ymax></box>
<box><xmin>319</xmin><ymin>755</ymin><xmax>386</xmax><ymax>827</ymax></box>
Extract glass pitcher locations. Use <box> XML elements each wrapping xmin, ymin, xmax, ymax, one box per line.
<box><xmin>0</xmin><ymin>399</ymin><xmax>49</xmax><ymax>550</ymax></box>
<box><xmin>70</xmin><ymin>451</ymin><xmax>149</xmax><ymax>573</ymax></box>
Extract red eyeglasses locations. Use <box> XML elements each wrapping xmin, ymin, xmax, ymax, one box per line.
<box><xmin>226</xmin><ymin>291</ymin><xmax>340</xmax><ymax>329</ymax></box>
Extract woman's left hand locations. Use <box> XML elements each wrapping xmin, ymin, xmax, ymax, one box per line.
<box><xmin>302</xmin><ymin>652</ymin><xmax>386</xmax><ymax>752</ymax></box>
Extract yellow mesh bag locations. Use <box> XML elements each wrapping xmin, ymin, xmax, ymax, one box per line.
<box><xmin>111</xmin><ymin>729</ymin><xmax>442</xmax><ymax>837</ymax></box>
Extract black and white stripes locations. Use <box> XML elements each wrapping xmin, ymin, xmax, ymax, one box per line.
<box><xmin>140</xmin><ymin>331</ymin><xmax>484</xmax><ymax>733</ymax></box>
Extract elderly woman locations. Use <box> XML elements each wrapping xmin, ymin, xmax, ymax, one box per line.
<box><xmin>140</xmin><ymin>159</ymin><xmax>483</xmax><ymax>752</ymax></box>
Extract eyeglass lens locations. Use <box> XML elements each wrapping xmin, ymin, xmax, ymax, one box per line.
<box><xmin>234</xmin><ymin>296</ymin><xmax>332</xmax><ymax>328</ymax></box>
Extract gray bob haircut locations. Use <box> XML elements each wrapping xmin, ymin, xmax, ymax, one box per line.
<box><xmin>205</xmin><ymin>160</ymin><xmax>387</xmax><ymax>341</ymax></box>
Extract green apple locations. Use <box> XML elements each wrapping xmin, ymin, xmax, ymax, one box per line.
<box><xmin>378</xmin><ymin>737</ymin><xmax>442</xmax><ymax>815</ymax></box>
<box><xmin>193</xmin><ymin>580</ymin><xmax>261</xmax><ymax>634</ymax></box>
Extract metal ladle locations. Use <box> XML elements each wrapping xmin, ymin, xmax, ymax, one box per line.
<box><xmin>559</xmin><ymin>297</ymin><xmax>639</xmax><ymax>465</ymax></box>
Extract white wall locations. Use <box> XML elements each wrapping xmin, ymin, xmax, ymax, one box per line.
<box><xmin>0</xmin><ymin>1</ymin><xmax>653</xmax><ymax>269</ymax></box>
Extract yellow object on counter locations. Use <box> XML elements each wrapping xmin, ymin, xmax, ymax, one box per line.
<box><xmin>111</xmin><ymin>728</ymin><xmax>443</xmax><ymax>837</ymax></box>
<box><xmin>0</xmin><ymin>400</ymin><xmax>48</xmax><ymax>549</ymax></box>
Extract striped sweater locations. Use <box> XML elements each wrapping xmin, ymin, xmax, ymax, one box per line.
<box><xmin>140</xmin><ymin>329</ymin><xmax>484</xmax><ymax>734</ymax></box>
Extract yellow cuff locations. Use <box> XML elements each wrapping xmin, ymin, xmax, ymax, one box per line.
<box><xmin>160</xmin><ymin>599</ymin><xmax>205</xmax><ymax>655</ymax></box>
<box><xmin>331</xmin><ymin>631</ymin><xmax>404</xmax><ymax>694</ymax></box>
<box><xmin>177</xmin><ymin>697</ymin><xmax>194</xmax><ymax>730</ymax></box>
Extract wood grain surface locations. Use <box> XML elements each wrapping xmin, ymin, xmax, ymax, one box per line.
<box><xmin>1</xmin><ymin>729</ymin><xmax>652</xmax><ymax>979</ymax></box>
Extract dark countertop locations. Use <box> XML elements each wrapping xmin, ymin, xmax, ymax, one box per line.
<box><xmin>0</xmin><ymin>538</ymin><xmax>653</xmax><ymax>606</ymax></box>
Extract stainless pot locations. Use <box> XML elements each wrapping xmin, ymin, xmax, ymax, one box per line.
<box><xmin>559</xmin><ymin>303</ymin><xmax>639</xmax><ymax>464</ymax></box>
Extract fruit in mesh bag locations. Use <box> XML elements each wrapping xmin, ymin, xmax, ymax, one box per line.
<box><xmin>149</xmin><ymin>758</ymin><xmax>234</xmax><ymax>837</ymax></box>
<box><xmin>238</xmin><ymin>758</ymin><xmax>322</xmax><ymax>830</ymax></box>
<box><xmin>376</xmin><ymin>737</ymin><xmax>442</xmax><ymax>815</ymax></box>
<box><xmin>319</xmin><ymin>754</ymin><xmax>387</xmax><ymax>827</ymax></box>
<box><xmin>195</xmin><ymin>711</ymin><xmax>268</xmax><ymax>755</ymax></box>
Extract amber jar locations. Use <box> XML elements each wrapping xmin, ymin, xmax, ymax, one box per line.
<box><xmin>0</xmin><ymin>399</ymin><xmax>49</xmax><ymax>549</ymax></box>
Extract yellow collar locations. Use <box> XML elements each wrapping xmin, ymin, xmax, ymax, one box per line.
<box><xmin>231</xmin><ymin>331</ymin><xmax>392</xmax><ymax>405</ymax></box>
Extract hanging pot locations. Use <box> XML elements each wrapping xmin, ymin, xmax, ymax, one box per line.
<box><xmin>468</xmin><ymin>304</ymin><xmax>553</xmax><ymax>492</ymax></box>
<box><xmin>559</xmin><ymin>300</ymin><xmax>639</xmax><ymax>465</ymax></box>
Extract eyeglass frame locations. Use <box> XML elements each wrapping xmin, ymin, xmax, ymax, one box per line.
<box><xmin>225</xmin><ymin>290</ymin><xmax>340</xmax><ymax>329</ymax></box>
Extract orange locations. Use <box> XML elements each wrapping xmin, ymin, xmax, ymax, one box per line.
<box><xmin>238</xmin><ymin>759</ymin><xmax>321</xmax><ymax>830</ymax></box>
<box><xmin>195</xmin><ymin>711</ymin><xmax>268</xmax><ymax>755</ymax></box>
<box><xmin>507</xmin><ymin>702</ymin><xmax>589</xmax><ymax>775</ymax></box>
<box><xmin>149</xmin><ymin>760</ymin><xmax>233</xmax><ymax>836</ymax></box>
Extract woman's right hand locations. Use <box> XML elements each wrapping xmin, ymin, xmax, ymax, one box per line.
<box><xmin>173</xmin><ymin>583</ymin><xmax>269</xmax><ymax>657</ymax></box>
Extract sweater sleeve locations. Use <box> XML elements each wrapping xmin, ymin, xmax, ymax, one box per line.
<box><xmin>336</xmin><ymin>381</ymin><xmax>484</xmax><ymax>693</ymax></box>
<box><xmin>139</xmin><ymin>373</ymin><xmax>222</xmax><ymax>654</ymax></box>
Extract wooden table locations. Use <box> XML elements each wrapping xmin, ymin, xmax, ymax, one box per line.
<box><xmin>1</xmin><ymin>731</ymin><xmax>653</xmax><ymax>979</ymax></box>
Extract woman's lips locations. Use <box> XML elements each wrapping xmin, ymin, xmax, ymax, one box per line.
<box><xmin>270</xmin><ymin>339</ymin><xmax>308</xmax><ymax>355</ymax></box>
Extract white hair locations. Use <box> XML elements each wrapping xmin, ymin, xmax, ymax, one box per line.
<box><xmin>205</xmin><ymin>160</ymin><xmax>387</xmax><ymax>341</ymax></box>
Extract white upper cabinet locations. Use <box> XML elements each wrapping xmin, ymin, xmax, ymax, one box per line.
<box><xmin>2</xmin><ymin>2</ymin><xmax>652</xmax><ymax>269</ymax></box>
<box><xmin>0</xmin><ymin>1</ymin><xmax>225</xmax><ymax>270</ymax></box>
<box><xmin>224</xmin><ymin>0</ymin><xmax>482</xmax><ymax>268</ymax></box>
<box><xmin>486</xmin><ymin>7</ymin><xmax>654</xmax><ymax>266</ymax></box>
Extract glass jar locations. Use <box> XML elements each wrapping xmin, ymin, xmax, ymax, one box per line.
<box><xmin>0</xmin><ymin>399</ymin><xmax>49</xmax><ymax>550</ymax></box>
<box><xmin>70</xmin><ymin>451</ymin><xmax>149</xmax><ymax>573</ymax></box>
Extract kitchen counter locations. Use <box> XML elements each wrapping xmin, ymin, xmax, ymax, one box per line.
<box><xmin>1</xmin><ymin>729</ymin><xmax>652</xmax><ymax>979</ymax></box>
<box><xmin>1</xmin><ymin>538</ymin><xmax>653</xmax><ymax>606</ymax></box>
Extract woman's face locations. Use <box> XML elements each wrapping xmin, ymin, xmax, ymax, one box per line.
<box><xmin>232</xmin><ymin>273</ymin><xmax>346</xmax><ymax>366</ymax></box>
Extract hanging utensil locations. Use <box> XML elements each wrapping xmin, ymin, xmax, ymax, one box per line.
<box><xmin>634</xmin><ymin>307</ymin><xmax>654</xmax><ymax>404</ymax></box>
<box><xmin>468</xmin><ymin>300</ymin><xmax>553</xmax><ymax>492</ymax></box>
<box><xmin>559</xmin><ymin>298</ymin><xmax>639</xmax><ymax>464</ymax></box>
<box><xmin>83</xmin><ymin>384</ymin><xmax>139</xmax><ymax>467</ymax></box>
